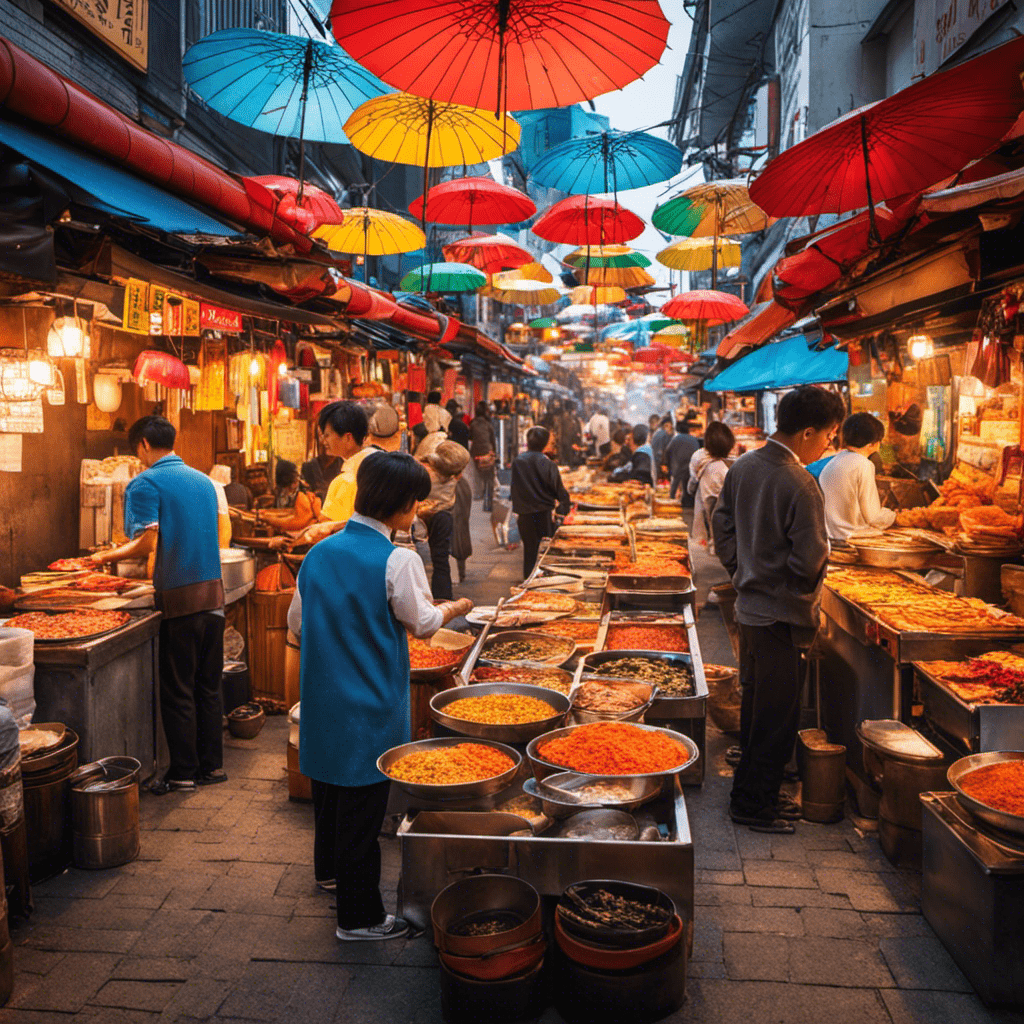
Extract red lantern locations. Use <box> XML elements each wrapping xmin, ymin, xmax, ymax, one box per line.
<box><xmin>133</xmin><ymin>350</ymin><xmax>191</xmax><ymax>389</ymax></box>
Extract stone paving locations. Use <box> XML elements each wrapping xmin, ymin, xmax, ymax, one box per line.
<box><xmin>0</xmin><ymin>499</ymin><xmax>1020</xmax><ymax>1023</ymax></box>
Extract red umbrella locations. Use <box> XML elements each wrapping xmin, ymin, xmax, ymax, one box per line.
<box><xmin>749</xmin><ymin>36</ymin><xmax>1024</xmax><ymax>230</ymax></box>
<box><xmin>532</xmin><ymin>195</ymin><xmax>645</xmax><ymax>245</ymax></box>
<box><xmin>662</xmin><ymin>290</ymin><xmax>749</xmax><ymax>324</ymax></box>
<box><xmin>244</xmin><ymin>175</ymin><xmax>344</xmax><ymax>231</ymax></box>
<box><xmin>330</xmin><ymin>0</ymin><xmax>670</xmax><ymax>116</ymax></box>
<box><xmin>442</xmin><ymin>232</ymin><xmax>533</xmax><ymax>273</ymax></box>
<box><xmin>408</xmin><ymin>177</ymin><xmax>536</xmax><ymax>232</ymax></box>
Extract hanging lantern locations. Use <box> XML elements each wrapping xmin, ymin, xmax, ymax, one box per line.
<box><xmin>94</xmin><ymin>371</ymin><xmax>125</xmax><ymax>412</ymax></box>
<box><xmin>27</xmin><ymin>351</ymin><xmax>57</xmax><ymax>389</ymax></box>
<box><xmin>133</xmin><ymin>350</ymin><xmax>191</xmax><ymax>389</ymax></box>
<box><xmin>47</xmin><ymin>316</ymin><xmax>87</xmax><ymax>358</ymax></box>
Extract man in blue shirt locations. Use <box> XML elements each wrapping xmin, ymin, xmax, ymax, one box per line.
<box><xmin>93</xmin><ymin>416</ymin><xmax>225</xmax><ymax>794</ymax></box>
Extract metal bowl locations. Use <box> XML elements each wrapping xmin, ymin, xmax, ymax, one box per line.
<box><xmin>480</xmin><ymin>631</ymin><xmax>577</xmax><ymax>667</ymax></box>
<box><xmin>526</xmin><ymin>721</ymin><xmax>700</xmax><ymax>781</ymax></box>
<box><xmin>430</xmin><ymin>683</ymin><xmax>570</xmax><ymax>744</ymax></box>
<box><xmin>522</xmin><ymin>772</ymin><xmax>661</xmax><ymax>819</ymax></box>
<box><xmin>582</xmin><ymin>651</ymin><xmax>697</xmax><ymax>704</ymax></box>
<box><xmin>570</xmin><ymin>678</ymin><xmax>656</xmax><ymax>725</ymax></box>
<box><xmin>849</xmin><ymin>538</ymin><xmax>940</xmax><ymax>569</ymax></box>
<box><xmin>550</xmin><ymin>809</ymin><xmax>639</xmax><ymax>841</ymax></box>
<box><xmin>377</xmin><ymin>736</ymin><xmax>522</xmax><ymax>801</ymax></box>
<box><xmin>948</xmin><ymin>751</ymin><xmax>1024</xmax><ymax>838</ymax></box>
<box><xmin>410</xmin><ymin>628</ymin><xmax>476</xmax><ymax>682</ymax></box>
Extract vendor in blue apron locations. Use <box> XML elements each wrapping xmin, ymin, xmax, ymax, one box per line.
<box><xmin>287</xmin><ymin>452</ymin><xmax>472</xmax><ymax>942</ymax></box>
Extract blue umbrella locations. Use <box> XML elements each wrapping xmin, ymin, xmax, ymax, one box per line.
<box><xmin>705</xmin><ymin>336</ymin><xmax>848</xmax><ymax>392</ymax></box>
<box><xmin>529</xmin><ymin>130</ymin><xmax>683</xmax><ymax>195</ymax></box>
<box><xmin>183</xmin><ymin>30</ymin><xmax>387</xmax><ymax>183</ymax></box>
<box><xmin>601</xmin><ymin>313</ymin><xmax>675</xmax><ymax>347</ymax></box>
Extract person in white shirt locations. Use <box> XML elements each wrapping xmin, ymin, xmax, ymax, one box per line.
<box><xmin>586</xmin><ymin>408</ymin><xmax>611</xmax><ymax>455</ymax></box>
<box><xmin>421</xmin><ymin>391</ymin><xmax>451</xmax><ymax>435</ymax></box>
<box><xmin>819</xmin><ymin>412</ymin><xmax>895</xmax><ymax>542</ymax></box>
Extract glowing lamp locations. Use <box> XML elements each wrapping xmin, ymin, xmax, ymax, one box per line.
<box><xmin>133</xmin><ymin>350</ymin><xmax>191</xmax><ymax>389</ymax></box>
<box><xmin>47</xmin><ymin>317</ymin><xmax>85</xmax><ymax>358</ymax></box>
<box><xmin>908</xmin><ymin>334</ymin><xmax>933</xmax><ymax>360</ymax></box>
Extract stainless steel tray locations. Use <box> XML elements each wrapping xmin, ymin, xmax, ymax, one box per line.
<box><xmin>479</xmin><ymin>630</ymin><xmax>577</xmax><ymax>667</ymax></box>
<box><xmin>581</xmin><ymin>649</ymin><xmax>707</xmax><ymax>719</ymax></box>
<box><xmin>429</xmin><ymin>683</ymin><xmax>570</xmax><ymax>744</ymax></box>
<box><xmin>522</xmin><ymin>772</ymin><xmax>662</xmax><ymax>818</ymax></box>
<box><xmin>948</xmin><ymin>751</ymin><xmax>1024</xmax><ymax>838</ymax></box>
<box><xmin>377</xmin><ymin>736</ymin><xmax>522</xmax><ymax>801</ymax></box>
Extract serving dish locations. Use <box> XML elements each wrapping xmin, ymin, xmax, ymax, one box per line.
<box><xmin>377</xmin><ymin>736</ymin><xmax>522</xmax><ymax>801</ymax></box>
<box><xmin>409</xmin><ymin>628</ymin><xmax>476</xmax><ymax>682</ymax></box>
<box><xmin>430</xmin><ymin>682</ymin><xmax>569</xmax><ymax>744</ymax></box>
<box><xmin>947</xmin><ymin>750</ymin><xmax>1024</xmax><ymax>838</ymax></box>
<box><xmin>522</xmin><ymin>771</ymin><xmax>661</xmax><ymax>818</ymax></box>
<box><xmin>480</xmin><ymin>630</ymin><xmax>577</xmax><ymax>667</ymax></box>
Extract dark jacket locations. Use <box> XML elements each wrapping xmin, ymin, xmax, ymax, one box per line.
<box><xmin>711</xmin><ymin>440</ymin><xmax>829</xmax><ymax>630</ymax></box>
<box><xmin>611</xmin><ymin>448</ymin><xmax>653</xmax><ymax>485</ymax></box>
<box><xmin>665</xmin><ymin>433</ymin><xmax>700</xmax><ymax>484</ymax></box>
<box><xmin>448</xmin><ymin>416</ymin><xmax>471</xmax><ymax>449</ymax></box>
<box><xmin>651</xmin><ymin>427</ymin><xmax>672</xmax><ymax>470</ymax></box>
<box><xmin>510</xmin><ymin>450</ymin><xmax>571</xmax><ymax>516</ymax></box>
<box><xmin>451</xmin><ymin>476</ymin><xmax>473</xmax><ymax>561</ymax></box>
<box><xmin>469</xmin><ymin>416</ymin><xmax>496</xmax><ymax>458</ymax></box>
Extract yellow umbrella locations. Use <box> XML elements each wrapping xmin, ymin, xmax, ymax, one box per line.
<box><xmin>489</xmin><ymin>279</ymin><xmax>563</xmax><ymax>306</ymax></box>
<box><xmin>344</xmin><ymin>93</ymin><xmax>521</xmax><ymax>227</ymax></box>
<box><xmin>657</xmin><ymin>238</ymin><xmax>742</xmax><ymax>272</ymax></box>
<box><xmin>314</xmin><ymin>208</ymin><xmax>425</xmax><ymax>281</ymax></box>
<box><xmin>490</xmin><ymin>262</ymin><xmax>553</xmax><ymax>284</ymax></box>
<box><xmin>574</xmin><ymin>265</ymin><xmax>655</xmax><ymax>289</ymax></box>
<box><xmin>570</xmin><ymin>284</ymin><xmax>626</xmax><ymax>304</ymax></box>
<box><xmin>651</xmin><ymin>323</ymin><xmax>694</xmax><ymax>350</ymax></box>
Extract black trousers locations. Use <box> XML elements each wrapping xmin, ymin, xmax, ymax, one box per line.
<box><xmin>518</xmin><ymin>509</ymin><xmax>553</xmax><ymax>578</ymax></box>
<box><xmin>730</xmin><ymin>622</ymin><xmax>803</xmax><ymax>816</ymax></box>
<box><xmin>311</xmin><ymin>778</ymin><xmax>391</xmax><ymax>929</ymax></box>
<box><xmin>158</xmin><ymin>611</ymin><xmax>225</xmax><ymax>782</ymax></box>
<box><xmin>425</xmin><ymin>510</ymin><xmax>454</xmax><ymax>601</ymax></box>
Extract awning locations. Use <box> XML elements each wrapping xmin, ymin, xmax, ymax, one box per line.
<box><xmin>921</xmin><ymin>166</ymin><xmax>1024</xmax><ymax>213</ymax></box>
<box><xmin>705</xmin><ymin>336</ymin><xmax>848</xmax><ymax>392</ymax></box>
<box><xmin>717</xmin><ymin>301</ymin><xmax>797</xmax><ymax>358</ymax></box>
<box><xmin>0</xmin><ymin>118</ymin><xmax>235</xmax><ymax>236</ymax></box>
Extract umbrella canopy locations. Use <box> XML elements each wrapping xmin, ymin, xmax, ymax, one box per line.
<box><xmin>244</xmin><ymin>175</ymin><xmax>343</xmax><ymax>232</ymax></box>
<box><xmin>314</xmin><ymin>208</ymin><xmax>426</xmax><ymax>255</ymax></box>
<box><xmin>749</xmin><ymin>36</ymin><xmax>1024</xmax><ymax>221</ymax></box>
<box><xmin>442</xmin><ymin>232</ymin><xmax>533</xmax><ymax>273</ymax></box>
<box><xmin>574</xmin><ymin>265</ymin><xmax>655</xmax><ymax>289</ymax></box>
<box><xmin>564</xmin><ymin>245</ymin><xmax>652</xmax><ymax>269</ymax></box>
<box><xmin>570</xmin><ymin>285</ymin><xmax>627</xmax><ymax>304</ymax></box>
<box><xmin>491</xmin><ymin>262</ymin><xmax>553</xmax><ymax>284</ymax></box>
<box><xmin>400</xmin><ymin>262</ymin><xmax>486</xmax><ymax>292</ymax></box>
<box><xmin>533</xmin><ymin>195</ymin><xmax>645</xmax><ymax>245</ymax></box>
<box><xmin>183</xmin><ymin>29</ymin><xmax>386</xmax><ymax>144</ymax></box>
<box><xmin>657</xmin><ymin>238</ymin><xmax>742</xmax><ymax>272</ymax></box>
<box><xmin>529</xmin><ymin>317</ymin><xmax>557</xmax><ymax>329</ymax></box>
<box><xmin>330</xmin><ymin>0</ymin><xmax>670</xmax><ymax>116</ymax></box>
<box><xmin>408</xmin><ymin>177</ymin><xmax>535</xmax><ymax>231</ymax></box>
<box><xmin>601</xmin><ymin>313</ymin><xmax>674</xmax><ymax>345</ymax></box>
<box><xmin>653</xmin><ymin>179</ymin><xmax>770</xmax><ymax>238</ymax></box>
<box><xmin>489</xmin><ymin>280</ymin><xmax>563</xmax><ymax>306</ymax></box>
<box><xmin>530</xmin><ymin>129</ymin><xmax>682</xmax><ymax>194</ymax></box>
<box><xmin>705</xmin><ymin>336</ymin><xmax>848</xmax><ymax>392</ymax></box>
<box><xmin>651</xmin><ymin>323</ymin><xmax>693</xmax><ymax>349</ymax></box>
<box><xmin>662</xmin><ymin>289</ymin><xmax>749</xmax><ymax>324</ymax></box>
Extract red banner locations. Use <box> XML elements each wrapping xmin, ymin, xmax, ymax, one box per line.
<box><xmin>200</xmin><ymin>303</ymin><xmax>242</xmax><ymax>332</ymax></box>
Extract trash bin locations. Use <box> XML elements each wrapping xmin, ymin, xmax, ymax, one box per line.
<box><xmin>69</xmin><ymin>756</ymin><xmax>140</xmax><ymax>870</ymax></box>
<box><xmin>797</xmin><ymin>728</ymin><xmax>846</xmax><ymax>823</ymax></box>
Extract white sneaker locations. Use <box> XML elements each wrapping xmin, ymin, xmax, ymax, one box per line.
<box><xmin>336</xmin><ymin>915</ymin><xmax>409</xmax><ymax>942</ymax></box>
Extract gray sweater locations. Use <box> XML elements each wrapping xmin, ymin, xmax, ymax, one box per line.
<box><xmin>711</xmin><ymin>440</ymin><xmax>829</xmax><ymax>630</ymax></box>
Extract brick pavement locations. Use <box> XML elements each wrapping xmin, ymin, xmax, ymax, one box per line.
<box><xmin>0</xmin><ymin>500</ymin><xmax>1019</xmax><ymax>1023</ymax></box>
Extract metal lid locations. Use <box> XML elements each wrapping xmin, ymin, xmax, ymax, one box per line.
<box><xmin>856</xmin><ymin>719</ymin><xmax>944</xmax><ymax>763</ymax></box>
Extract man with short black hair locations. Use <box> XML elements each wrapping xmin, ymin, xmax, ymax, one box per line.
<box><xmin>665</xmin><ymin>419</ymin><xmax>700</xmax><ymax>503</ymax></box>
<box><xmin>511</xmin><ymin>426</ymin><xmax>571</xmax><ymax>577</ymax></box>
<box><xmin>712</xmin><ymin>385</ymin><xmax>845</xmax><ymax>833</ymax></box>
<box><xmin>320</xmin><ymin>401</ymin><xmax>371</xmax><ymax>524</ymax></box>
<box><xmin>611</xmin><ymin>424</ymin><xmax>655</xmax><ymax>484</ymax></box>
<box><xmin>92</xmin><ymin>415</ymin><xmax>225</xmax><ymax>794</ymax></box>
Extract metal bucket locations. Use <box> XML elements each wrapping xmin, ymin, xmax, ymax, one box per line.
<box><xmin>21</xmin><ymin>727</ymin><xmax>78</xmax><ymax>883</ymax></box>
<box><xmin>70</xmin><ymin>756</ymin><xmax>140</xmax><ymax>870</ymax></box>
<box><xmin>797</xmin><ymin>728</ymin><xmax>846</xmax><ymax>823</ymax></box>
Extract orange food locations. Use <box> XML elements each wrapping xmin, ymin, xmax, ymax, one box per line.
<box><xmin>959</xmin><ymin>761</ymin><xmax>1024</xmax><ymax>816</ymax></box>
<box><xmin>605</xmin><ymin>625</ymin><xmax>689</xmax><ymax>653</ymax></box>
<box><xmin>386</xmin><ymin>743</ymin><xmax>515</xmax><ymax>785</ymax></box>
<box><xmin>537</xmin><ymin>722</ymin><xmax>686</xmax><ymax>775</ymax></box>
<box><xmin>407</xmin><ymin>635</ymin><xmax>463</xmax><ymax>670</ymax></box>
<box><xmin>6</xmin><ymin>609</ymin><xmax>130</xmax><ymax>640</ymax></box>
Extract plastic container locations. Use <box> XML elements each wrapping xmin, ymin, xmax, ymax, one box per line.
<box><xmin>797</xmin><ymin>728</ymin><xmax>846</xmax><ymax>823</ymax></box>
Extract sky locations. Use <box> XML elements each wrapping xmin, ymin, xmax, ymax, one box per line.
<box><xmin>590</xmin><ymin>0</ymin><xmax>702</xmax><ymax>296</ymax></box>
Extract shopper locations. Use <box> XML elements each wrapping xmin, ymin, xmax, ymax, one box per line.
<box><xmin>271</xmin><ymin>459</ymin><xmax>324</xmax><ymax>532</ymax></box>
<box><xmin>687</xmin><ymin>421</ymin><xmax>735</xmax><ymax>553</ymax></box>
<box><xmin>416</xmin><ymin>437</ymin><xmax>470</xmax><ymax>600</ymax></box>
<box><xmin>611</xmin><ymin>424</ymin><xmax>655</xmax><ymax>484</ymax></box>
<box><xmin>446</xmin><ymin>399</ymin><xmax>471</xmax><ymax>448</ymax></box>
<box><xmin>451</xmin><ymin>473</ymin><xmax>473</xmax><ymax>584</ymax></box>
<box><xmin>587</xmin><ymin>407</ymin><xmax>611</xmax><ymax>456</ymax></box>
<box><xmin>664</xmin><ymin>419</ymin><xmax>700</xmax><ymax>503</ymax></box>
<box><xmin>422</xmin><ymin>390</ymin><xmax>451</xmax><ymax>434</ymax></box>
<box><xmin>511</xmin><ymin>426</ymin><xmax>571</xmax><ymax>577</ymax></box>
<box><xmin>288</xmin><ymin>453</ymin><xmax>472</xmax><ymax>941</ymax></box>
<box><xmin>712</xmin><ymin>385</ymin><xmax>844</xmax><ymax>834</ymax></box>
<box><xmin>601</xmin><ymin>428</ymin><xmax>630</xmax><ymax>473</ymax></box>
<box><xmin>651</xmin><ymin>416</ymin><xmax>673</xmax><ymax>478</ymax></box>
<box><xmin>469</xmin><ymin>401</ymin><xmax>497</xmax><ymax>512</ymax></box>
<box><xmin>819</xmin><ymin>412</ymin><xmax>894</xmax><ymax>542</ymax></box>
<box><xmin>92</xmin><ymin>415</ymin><xmax>225</xmax><ymax>794</ymax></box>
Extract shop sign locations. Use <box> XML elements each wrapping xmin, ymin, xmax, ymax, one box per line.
<box><xmin>52</xmin><ymin>0</ymin><xmax>149</xmax><ymax>72</ymax></box>
<box><xmin>122</xmin><ymin>278</ymin><xmax>149</xmax><ymax>334</ymax></box>
<box><xmin>200</xmin><ymin>303</ymin><xmax>243</xmax><ymax>332</ymax></box>
<box><xmin>183</xmin><ymin>299</ymin><xmax>201</xmax><ymax>336</ymax></box>
<box><xmin>915</xmin><ymin>0</ymin><xmax>1010</xmax><ymax>75</ymax></box>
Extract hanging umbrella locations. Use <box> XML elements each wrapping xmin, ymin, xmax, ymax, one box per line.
<box><xmin>183</xmin><ymin>29</ymin><xmax>387</xmax><ymax>194</ymax></box>
<box><xmin>400</xmin><ymin>262</ymin><xmax>486</xmax><ymax>293</ymax></box>
<box><xmin>570</xmin><ymin>285</ymin><xmax>627</xmax><ymax>305</ymax></box>
<box><xmin>408</xmin><ymin>177</ymin><xmax>535</xmax><ymax>232</ymax></box>
<box><xmin>490</xmin><ymin>262</ymin><xmax>553</xmax><ymax>284</ymax></box>
<box><xmin>748</xmin><ymin>35</ymin><xmax>1024</xmax><ymax>234</ymax></box>
<box><xmin>657</xmin><ymin>238</ymin><xmax>742</xmax><ymax>272</ymax></box>
<box><xmin>530</xmin><ymin>129</ymin><xmax>682</xmax><ymax>194</ymax></box>
<box><xmin>564</xmin><ymin>245</ymin><xmax>652</xmax><ymax>269</ymax></box>
<box><xmin>651</xmin><ymin>323</ymin><xmax>694</xmax><ymax>349</ymax></box>
<box><xmin>442</xmin><ymin>232</ymin><xmax>533</xmax><ymax>273</ymax></box>
<box><xmin>345</xmin><ymin>93</ymin><xmax>520</xmax><ymax>228</ymax></box>
<box><xmin>662</xmin><ymin>289</ymin><xmax>749</xmax><ymax>324</ymax></box>
<box><xmin>490</xmin><ymin>280</ymin><xmax>563</xmax><ymax>306</ymax></box>
<box><xmin>574</xmin><ymin>265</ymin><xmax>655</xmax><ymax>289</ymax></box>
<box><xmin>533</xmin><ymin>196</ymin><xmax>645</xmax><ymax>246</ymax></box>
<box><xmin>314</xmin><ymin>208</ymin><xmax>426</xmax><ymax>281</ymax></box>
<box><xmin>244</xmin><ymin>175</ymin><xmax>344</xmax><ymax>232</ymax></box>
<box><xmin>330</xmin><ymin>0</ymin><xmax>670</xmax><ymax>117</ymax></box>
<box><xmin>601</xmin><ymin>314</ymin><xmax>674</xmax><ymax>345</ymax></box>
<box><xmin>529</xmin><ymin>317</ymin><xmax>557</xmax><ymax>329</ymax></box>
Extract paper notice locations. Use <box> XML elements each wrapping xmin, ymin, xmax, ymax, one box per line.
<box><xmin>0</xmin><ymin>434</ymin><xmax>22</xmax><ymax>472</ymax></box>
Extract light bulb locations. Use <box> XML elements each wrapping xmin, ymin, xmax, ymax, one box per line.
<box><xmin>29</xmin><ymin>358</ymin><xmax>55</xmax><ymax>387</ymax></box>
<box><xmin>277</xmin><ymin>362</ymin><xmax>288</xmax><ymax>377</ymax></box>
<box><xmin>908</xmin><ymin>334</ymin><xmax>932</xmax><ymax>360</ymax></box>
<box><xmin>250</xmin><ymin>357</ymin><xmax>261</xmax><ymax>377</ymax></box>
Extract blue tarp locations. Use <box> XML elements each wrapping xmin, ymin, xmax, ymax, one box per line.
<box><xmin>704</xmin><ymin>335</ymin><xmax>848</xmax><ymax>392</ymax></box>
<box><xmin>0</xmin><ymin>118</ymin><xmax>237</xmax><ymax>236</ymax></box>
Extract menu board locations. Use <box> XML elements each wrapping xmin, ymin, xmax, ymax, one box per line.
<box><xmin>52</xmin><ymin>0</ymin><xmax>149</xmax><ymax>72</ymax></box>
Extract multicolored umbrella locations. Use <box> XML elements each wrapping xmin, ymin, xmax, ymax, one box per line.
<box><xmin>656</xmin><ymin>238</ymin><xmax>742</xmax><ymax>272</ymax></box>
<box><xmin>399</xmin><ymin>262</ymin><xmax>486</xmax><ymax>292</ymax></box>
<box><xmin>490</xmin><ymin>262</ymin><xmax>553</xmax><ymax>284</ymax></box>
<box><xmin>330</xmin><ymin>0</ymin><xmax>671</xmax><ymax>116</ymax></box>
<box><xmin>529</xmin><ymin>317</ymin><xmax>557</xmax><ymax>329</ymax></box>
<box><xmin>564</xmin><ymin>245</ymin><xmax>652</xmax><ymax>269</ymax></box>
<box><xmin>533</xmin><ymin>196</ymin><xmax>645</xmax><ymax>246</ymax></box>
<box><xmin>442</xmin><ymin>233</ymin><xmax>533</xmax><ymax>273</ymax></box>
<box><xmin>408</xmin><ymin>177</ymin><xmax>535</xmax><ymax>232</ymax></box>
<box><xmin>530</xmin><ymin>129</ymin><xmax>682</xmax><ymax>194</ymax></box>
<box><xmin>574</xmin><ymin>265</ymin><xmax>655</xmax><ymax>289</ymax></box>
<box><xmin>651</xmin><ymin>323</ymin><xmax>694</xmax><ymax>349</ymax></box>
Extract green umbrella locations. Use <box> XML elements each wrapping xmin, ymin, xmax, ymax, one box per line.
<box><xmin>564</xmin><ymin>245</ymin><xmax>652</xmax><ymax>269</ymax></box>
<box><xmin>651</xmin><ymin>195</ymin><xmax>707</xmax><ymax>236</ymax></box>
<box><xmin>399</xmin><ymin>262</ymin><xmax>486</xmax><ymax>293</ymax></box>
<box><xmin>529</xmin><ymin>317</ymin><xmax>556</xmax><ymax>328</ymax></box>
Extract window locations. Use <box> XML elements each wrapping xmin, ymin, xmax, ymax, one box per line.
<box><xmin>186</xmin><ymin>1</ymin><xmax>289</xmax><ymax>47</ymax></box>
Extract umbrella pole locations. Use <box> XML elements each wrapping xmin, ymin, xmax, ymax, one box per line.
<box><xmin>422</xmin><ymin>101</ymin><xmax>434</xmax><ymax>233</ymax></box>
<box><xmin>296</xmin><ymin>39</ymin><xmax>313</xmax><ymax>204</ymax></box>
<box><xmin>712</xmin><ymin>195</ymin><xmax>721</xmax><ymax>290</ymax></box>
<box><xmin>859</xmin><ymin>115</ymin><xmax>881</xmax><ymax>245</ymax></box>
<box><xmin>363</xmin><ymin>211</ymin><xmax>369</xmax><ymax>284</ymax></box>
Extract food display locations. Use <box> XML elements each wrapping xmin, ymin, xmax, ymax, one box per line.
<box><xmin>895</xmin><ymin>464</ymin><xmax>996</xmax><ymax>531</ymax></box>
<box><xmin>573</xmin><ymin>680</ymin><xmax>652</xmax><ymax>714</ymax></box>
<box><xmin>605</xmin><ymin>624</ymin><xmax>689</xmax><ymax>653</ymax></box>
<box><xmin>64</xmin><ymin>573</ymin><xmax>135</xmax><ymax>593</ymax></box>
<box><xmin>918</xmin><ymin>651</ymin><xmax>1024</xmax><ymax>704</ymax></box>
<box><xmin>385</xmin><ymin>742</ymin><xmax>516</xmax><ymax>785</ymax></box>
<box><xmin>530</xmin><ymin>619</ymin><xmax>600</xmax><ymax>645</ymax></box>
<box><xmin>482</xmin><ymin>633</ymin><xmax>574</xmax><ymax>664</ymax></box>
<box><xmin>958</xmin><ymin>760</ymin><xmax>1024</xmax><ymax>817</ymax></box>
<box><xmin>443</xmin><ymin>694</ymin><xmax>559</xmax><ymax>725</ymax></box>
<box><xmin>958</xmin><ymin>506</ymin><xmax>1022</xmax><ymax>545</ymax></box>
<box><xmin>511</xmin><ymin>592</ymin><xmax>580</xmax><ymax>614</ymax></box>
<box><xmin>589</xmin><ymin>656</ymin><xmax>694</xmax><ymax>696</ymax></box>
<box><xmin>470</xmin><ymin>665</ymin><xmax>572</xmax><ymax>694</ymax></box>
<box><xmin>407</xmin><ymin>635</ymin><xmax>464</xmax><ymax>671</ymax></box>
<box><xmin>558</xmin><ymin>885</ymin><xmax>673</xmax><ymax>934</ymax></box>
<box><xmin>536</xmin><ymin>722</ymin><xmax>689</xmax><ymax>775</ymax></box>
<box><xmin>46</xmin><ymin>557</ymin><xmax>95</xmax><ymax>572</ymax></box>
<box><xmin>565</xmin><ymin>781</ymin><xmax>638</xmax><ymax>803</ymax></box>
<box><xmin>19</xmin><ymin>728</ymin><xmax>63</xmax><ymax>755</ymax></box>
<box><xmin>5</xmin><ymin>609</ymin><xmax>131</xmax><ymax>641</ymax></box>
<box><xmin>611</xmin><ymin>556</ymin><xmax>690</xmax><ymax>578</ymax></box>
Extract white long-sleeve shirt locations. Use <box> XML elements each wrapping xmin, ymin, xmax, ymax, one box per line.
<box><xmin>287</xmin><ymin>512</ymin><xmax>443</xmax><ymax>639</ymax></box>
<box><xmin>586</xmin><ymin>413</ymin><xmax>610</xmax><ymax>448</ymax></box>
<box><xmin>819</xmin><ymin>450</ymin><xmax>895</xmax><ymax>542</ymax></box>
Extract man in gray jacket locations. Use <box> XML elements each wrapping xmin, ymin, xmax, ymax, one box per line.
<box><xmin>712</xmin><ymin>386</ymin><xmax>845</xmax><ymax>833</ymax></box>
